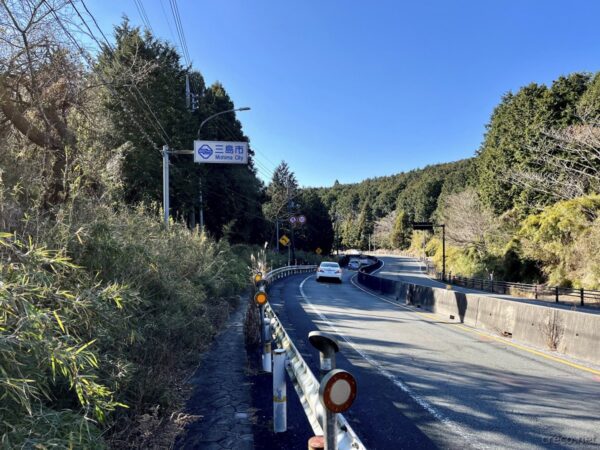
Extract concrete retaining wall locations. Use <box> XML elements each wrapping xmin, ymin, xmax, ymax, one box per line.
<box><xmin>372</xmin><ymin>277</ymin><xmax>600</xmax><ymax>366</ymax></box>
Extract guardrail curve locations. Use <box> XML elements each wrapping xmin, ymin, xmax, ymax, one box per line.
<box><xmin>262</xmin><ymin>265</ymin><xmax>366</xmax><ymax>450</ymax></box>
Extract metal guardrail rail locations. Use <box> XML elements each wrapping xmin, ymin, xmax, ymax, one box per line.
<box><xmin>263</xmin><ymin>265</ymin><xmax>366</xmax><ymax>450</ymax></box>
<box><xmin>360</xmin><ymin>256</ymin><xmax>600</xmax><ymax>308</ymax></box>
<box><xmin>428</xmin><ymin>272</ymin><xmax>600</xmax><ymax>307</ymax></box>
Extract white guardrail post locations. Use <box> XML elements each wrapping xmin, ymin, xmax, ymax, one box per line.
<box><xmin>263</xmin><ymin>316</ymin><xmax>272</xmax><ymax>373</ymax></box>
<box><xmin>261</xmin><ymin>265</ymin><xmax>366</xmax><ymax>450</ymax></box>
<box><xmin>273</xmin><ymin>348</ymin><xmax>287</xmax><ymax>432</ymax></box>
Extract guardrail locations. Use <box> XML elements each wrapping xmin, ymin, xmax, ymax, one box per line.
<box><xmin>429</xmin><ymin>273</ymin><xmax>600</xmax><ymax>307</ymax></box>
<box><xmin>262</xmin><ymin>266</ymin><xmax>366</xmax><ymax>450</ymax></box>
<box><xmin>359</xmin><ymin>259</ymin><xmax>600</xmax><ymax>309</ymax></box>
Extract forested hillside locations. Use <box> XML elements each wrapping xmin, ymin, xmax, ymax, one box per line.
<box><xmin>2</xmin><ymin>0</ymin><xmax>600</xmax><ymax>446</ymax></box>
<box><xmin>0</xmin><ymin>3</ymin><xmax>268</xmax><ymax>447</ymax></box>
<box><xmin>315</xmin><ymin>72</ymin><xmax>600</xmax><ymax>288</ymax></box>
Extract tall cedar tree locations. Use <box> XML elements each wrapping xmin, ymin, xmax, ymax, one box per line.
<box><xmin>97</xmin><ymin>21</ymin><xmax>265</xmax><ymax>242</ymax></box>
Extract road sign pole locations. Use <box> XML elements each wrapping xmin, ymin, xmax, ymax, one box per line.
<box><xmin>198</xmin><ymin>176</ymin><xmax>204</xmax><ymax>233</ymax></box>
<box><xmin>162</xmin><ymin>145</ymin><xmax>169</xmax><ymax>228</ymax></box>
<box><xmin>442</xmin><ymin>224</ymin><xmax>446</xmax><ymax>282</ymax></box>
<box><xmin>291</xmin><ymin>225</ymin><xmax>296</xmax><ymax>265</ymax></box>
<box><xmin>276</xmin><ymin>219</ymin><xmax>280</xmax><ymax>252</ymax></box>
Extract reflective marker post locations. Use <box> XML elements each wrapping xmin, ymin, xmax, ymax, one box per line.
<box><xmin>253</xmin><ymin>289</ymin><xmax>270</xmax><ymax>371</ymax></box>
<box><xmin>309</xmin><ymin>331</ymin><xmax>339</xmax><ymax>380</ymax></box>
<box><xmin>319</xmin><ymin>369</ymin><xmax>357</xmax><ymax>450</ymax></box>
<box><xmin>273</xmin><ymin>348</ymin><xmax>287</xmax><ymax>432</ymax></box>
<box><xmin>309</xmin><ymin>332</ymin><xmax>340</xmax><ymax>450</ymax></box>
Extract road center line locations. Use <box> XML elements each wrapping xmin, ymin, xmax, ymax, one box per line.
<box><xmin>298</xmin><ymin>274</ymin><xmax>485</xmax><ymax>449</ymax></box>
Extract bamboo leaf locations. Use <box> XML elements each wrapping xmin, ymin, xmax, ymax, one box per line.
<box><xmin>53</xmin><ymin>310</ymin><xmax>66</xmax><ymax>333</ymax></box>
<box><xmin>75</xmin><ymin>339</ymin><xmax>97</xmax><ymax>355</ymax></box>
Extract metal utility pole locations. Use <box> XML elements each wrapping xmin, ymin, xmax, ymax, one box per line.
<box><xmin>195</xmin><ymin>107</ymin><xmax>251</xmax><ymax>233</ymax></box>
<box><xmin>286</xmin><ymin>176</ymin><xmax>297</xmax><ymax>264</ymax></box>
<box><xmin>161</xmin><ymin>107</ymin><xmax>250</xmax><ymax>231</ymax></box>
<box><xmin>162</xmin><ymin>145</ymin><xmax>170</xmax><ymax>227</ymax></box>
<box><xmin>185</xmin><ymin>74</ymin><xmax>191</xmax><ymax>110</ymax></box>
<box><xmin>441</xmin><ymin>224</ymin><xmax>446</xmax><ymax>281</ymax></box>
<box><xmin>411</xmin><ymin>222</ymin><xmax>446</xmax><ymax>281</ymax></box>
<box><xmin>198</xmin><ymin>177</ymin><xmax>204</xmax><ymax>232</ymax></box>
<box><xmin>276</xmin><ymin>219</ymin><xmax>280</xmax><ymax>252</ymax></box>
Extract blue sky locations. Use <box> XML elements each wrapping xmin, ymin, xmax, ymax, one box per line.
<box><xmin>88</xmin><ymin>0</ymin><xmax>600</xmax><ymax>187</ymax></box>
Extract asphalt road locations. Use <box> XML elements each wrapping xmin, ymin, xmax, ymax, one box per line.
<box><xmin>268</xmin><ymin>265</ymin><xmax>600</xmax><ymax>449</ymax></box>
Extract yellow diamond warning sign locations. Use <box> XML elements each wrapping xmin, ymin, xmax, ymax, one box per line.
<box><xmin>279</xmin><ymin>235</ymin><xmax>290</xmax><ymax>246</ymax></box>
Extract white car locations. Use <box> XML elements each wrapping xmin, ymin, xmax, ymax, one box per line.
<box><xmin>316</xmin><ymin>262</ymin><xmax>343</xmax><ymax>283</ymax></box>
<box><xmin>347</xmin><ymin>260</ymin><xmax>360</xmax><ymax>270</ymax></box>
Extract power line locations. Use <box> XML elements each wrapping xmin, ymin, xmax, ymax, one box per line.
<box><xmin>168</xmin><ymin>0</ymin><xmax>190</xmax><ymax>65</ymax></box>
<box><xmin>72</xmin><ymin>0</ymin><xmax>172</xmax><ymax>145</ymax></box>
<box><xmin>44</xmin><ymin>0</ymin><xmax>163</xmax><ymax>152</ymax></box>
<box><xmin>208</xmin><ymin>121</ymin><xmax>276</xmax><ymax>181</ymax></box>
<box><xmin>164</xmin><ymin>0</ymin><xmax>207</xmax><ymax>114</ymax></box>
<box><xmin>48</xmin><ymin>0</ymin><xmax>275</xmax><ymax>230</ymax></box>
<box><xmin>207</xmin><ymin>116</ymin><xmax>279</xmax><ymax>174</ymax></box>
<box><xmin>132</xmin><ymin>0</ymin><xmax>154</xmax><ymax>34</ymax></box>
<box><xmin>159</xmin><ymin>0</ymin><xmax>179</xmax><ymax>51</ymax></box>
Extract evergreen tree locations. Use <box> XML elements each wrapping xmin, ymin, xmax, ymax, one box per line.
<box><xmin>476</xmin><ymin>84</ymin><xmax>548</xmax><ymax>213</ymax></box>
<box><xmin>356</xmin><ymin>201</ymin><xmax>374</xmax><ymax>249</ymax></box>
<box><xmin>295</xmin><ymin>189</ymin><xmax>334</xmax><ymax>254</ymax></box>
<box><xmin>390</xmin><ymin>209</ymin><xmax>411</xmax><ymax>249</ymax></box>
<box><xmin>97</xmin><ymin>20</ymin><xmax>265</xmax><ymax>242</ymax></box>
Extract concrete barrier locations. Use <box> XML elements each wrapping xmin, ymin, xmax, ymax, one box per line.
<box><xmin>361</xmin><ymin>273</ymin><xmax>600</xmax><ymax>366</ymax></box>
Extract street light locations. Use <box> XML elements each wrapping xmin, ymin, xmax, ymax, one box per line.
<box><xmin>195</xmin><ymin>106</ymin><xmax>251</xmax><ymax>232</ymax></box>
<box><xmin>162</xmin><ymin>106</ymin><xmax>251</xmax><ymax>229</ymax></box>
<box><xmin>197</xmin><ymin>107</ymin><xmax>251</xmax><ymax>138</ymax></box>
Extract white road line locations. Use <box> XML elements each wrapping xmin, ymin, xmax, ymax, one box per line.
<box><xmin>298</xmin><ymin>275</ymin><xmax>486</xmax><ymax>449</ymax></box>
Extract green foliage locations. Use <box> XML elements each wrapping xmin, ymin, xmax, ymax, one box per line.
<box><xmin>356</xmin><ymin>201</ymin><xmax>374</xmax><ymax>249</ymax></box>
<box><xmin>97</xmin><ymin>21</ymin><xmax>265</xmax><ymax>242</ymax></box>
<box><xmin>477</xmin><ymin>73</ymin><xmax>593</xmax><ymax>214</ymax></box>
<box><xmin>295</xmin><ymin>189</ymin><xmax>334</xmax><ymax>254</ymax></box>
<box><xmin>263</xmin><ymin>161</ymin><xmax>298</xmax><ymax>223</ymax></box>
<box><xmin>390</xmin><ymin>209</ymin><xmax>411</xmax><ymax>249</ymax></box>
<box><xmin>518</xmin><ymin>195</ymin><xmax>600</xmax><ymax>287</ymax></box>
<box><xmin>0</xmin><ymin>201</ymin><xmax>251</xmax><ymax>446</ymax></box>
<box><xmin>578</xmin><ymin>73</ymin><xmax>600</xmax><ymax>119</ymax></box>
<box><xmin>476</xmin><ymin>84</ymin><xmax>548</xmax><ymax>213</ymax></box>
<box><xmin>315</xmin><ymin>159</ymin><xmax>474</xmax><ymax>250</ymax></box>
<box><xmin>0</xmin><ymin>232</ymin><xmax>132</xmax><ymax>448</ymax></box>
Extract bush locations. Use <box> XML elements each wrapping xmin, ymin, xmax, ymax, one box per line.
<box><xmin>1</xmin><ymin>201</ymin><xmax>251</xmax><ymax>446</ymax></box>
<box><xmin>0</xmin><ymin>232</ymin><xmax>131</xmax><ymax>448</ymax></box>
<box><xmin>518</xmin><ymin>195</ymin><xmax>600</xmax><ymax>287</ymax></box>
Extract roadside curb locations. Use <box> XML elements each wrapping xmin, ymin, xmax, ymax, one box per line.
<box><xmin>175</xmin><ymin>300</ymin><xmax>254</xmax><ymax>450</ymax></box>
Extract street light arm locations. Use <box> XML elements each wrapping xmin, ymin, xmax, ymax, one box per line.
<box><xmin>197</xmin><ymin>107</ymin><xmax>251</xmax><ymax>139</ymax></box>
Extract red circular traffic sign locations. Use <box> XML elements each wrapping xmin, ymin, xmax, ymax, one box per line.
<box><xmin>319</xmin><ymin>369</ymin><xmax>357</xmax><ymax>413</ymax></box>
<box><xmin>298</xmin><ymin>215</ymin><xmax>306</xmax><ymax>224</ymax></box>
